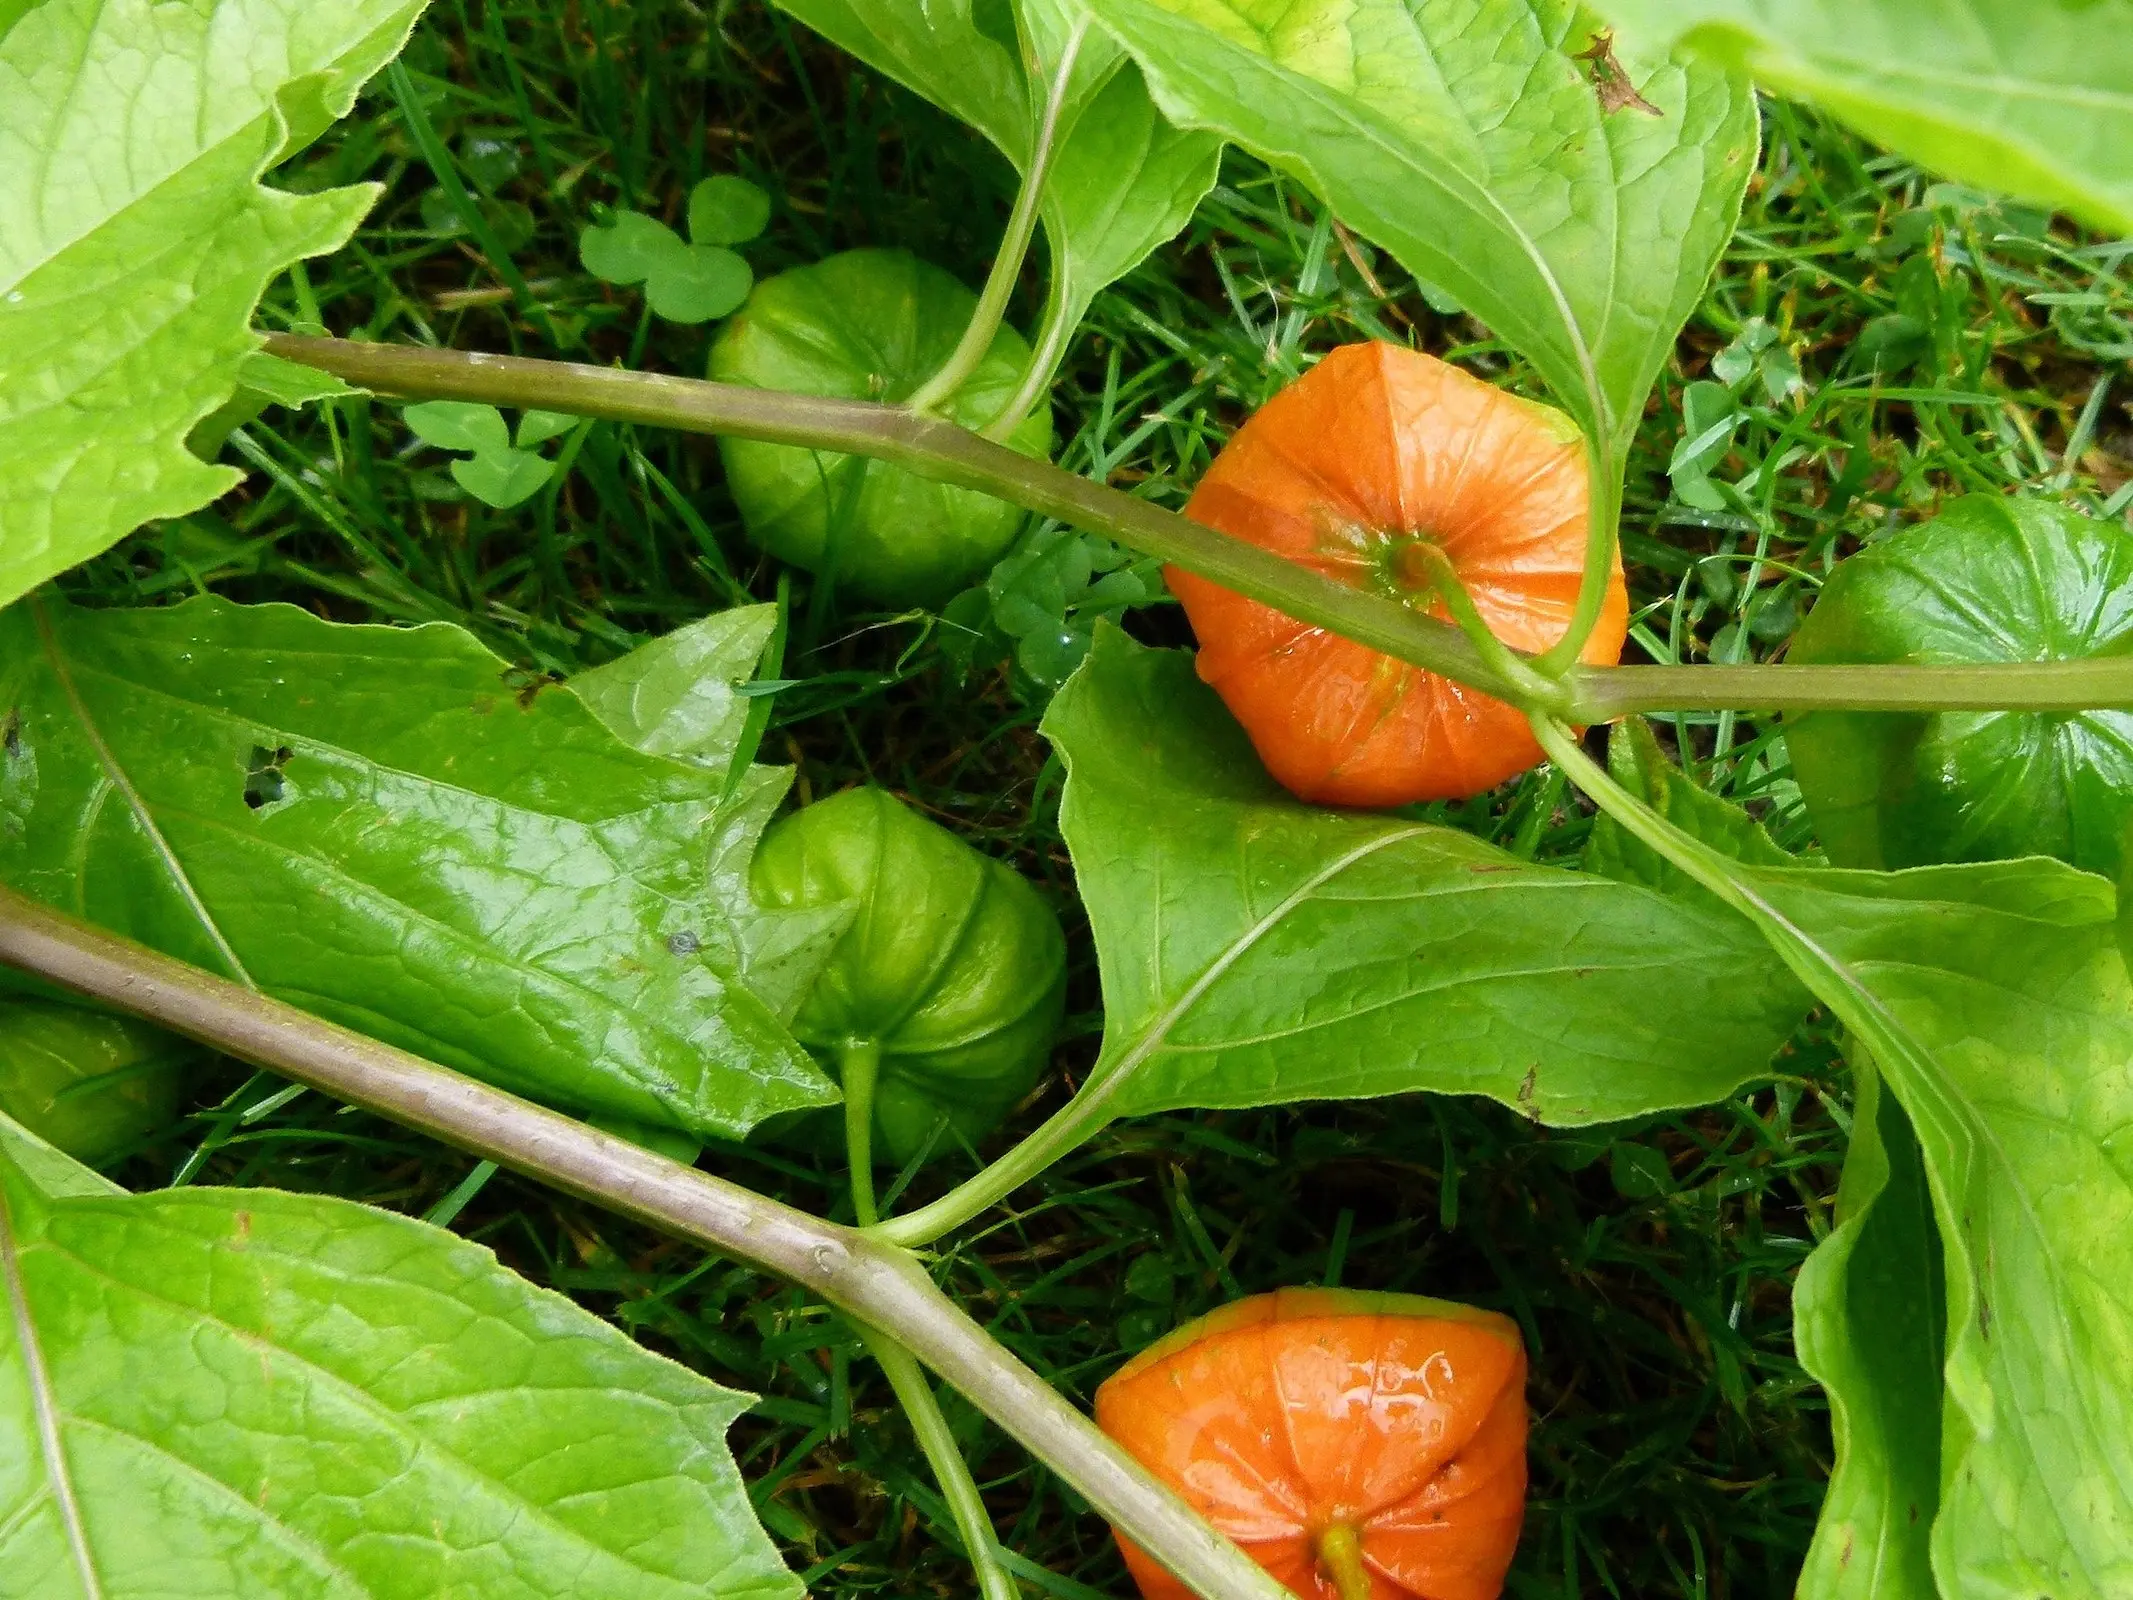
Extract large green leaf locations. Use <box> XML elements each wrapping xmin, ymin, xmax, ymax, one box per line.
<box><xmin>0</xmin><ymin>597</ymin><xmax>834</xmax><ymax>1138</ymax></box>
<box><xmin>1566</xmin><ymin>732</ymin><xmax>2133</xmax><ymax>1597</ymax></box>
<box><xmin>0</xmin><ymin>0</ymin><xmax>427</xmax><ymax>607</ymax></box>
<box><xmin>1590</xmin><ymin>0</ymin><xmax>2133</xmax><ymax>233</ymax></box>
<box><xmin>1076</xmin><ymin>0</ymin><xmax>1758</xmax><ymax>455</ymax></box>
<box><xmin>768</xmin><ymin>0</ymin><xmax>1221</xmax><ymax>389</ymax></box>
<box><xmin>1045</xmin><ymin>630</ymin><xmax>1806</xmax><ymax>1123</ymax></box>
<box><xmin>1792</xmin><ymin>1050</ymin><xmax>1943</xmax><ymax>1600</ymax></box>
<box><xmin>0</xmin><ymin>1116</ymin><xmax>801</xmax><ymax>1599</ymax></box>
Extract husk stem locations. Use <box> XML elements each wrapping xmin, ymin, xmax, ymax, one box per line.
<box><xmin>0</xmin><ymin>886</ymin><xmax>1294</xmax><ymax>1600</ymax></box>
<box><xmin>903</xmin><ymin>20</ymin><xmax>1088</xmax><ymax>416</ymax></box>
<box><xmin>264</xmin><ymin>333</ymin><xmax>2133</xmax><ymax>722</ymax></box>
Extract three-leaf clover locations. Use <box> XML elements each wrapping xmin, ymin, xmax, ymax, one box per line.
<box><xmin>402</xmin><ymin>402</ymin><xmax>575</xmax><ymax>509</ymax></box>
<box><xmin>942</xmin><ymin>525</ymin><xmax>1165</xmax><ymax>692</ymax></box>
<box><xmin>579</xmin><ymin>174</ymin><xmax>771</xmax><ymax>324</ymax></box>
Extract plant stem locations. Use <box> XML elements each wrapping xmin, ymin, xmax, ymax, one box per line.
<box><xmin>265</xmin><ymin>334</ymin><xmax>2133</xmax><ymax>720</ymax></box>
<box><xmin>0</xmin><ymin>886</ymin><xmax>1292</xmax><ymax>1600</ymax></box>
<box><xmin>839</xmin><ymin>1043</ymin><xmax>1023</xmax><ymax>1600</ymax></box>
<box><xmin>985</xmin><ymin>280</ymin><xmax>1077</xmax><ymax>441</ymax></box>
<box><xmin>854</xmin><ymin>1326</ymin><xmax>1025</xmax><ymax>1600</ymax></box>
<box><xmin>841</xmin><ymin>1040</ymin><xmax>882</xmax><ymax>1227</ymax></box>
<box><xmin>904</xmin><ymin>20</ymin><xmax>1087</xmax><ymax>417</ymax></box>
<box><xmin>1316</xmin><ymin>1524</ymin><xmax>1372</xmax><ymax>1600</ymax></box>
<box><xmin>1532</xmin><ymin>433</ymin><xmax>1621</xmax><ymax>677</ymax></box>
<box><xmin>264</xmin><ymin>333</ymin><xmax>1515</xmax><ymax>698</ymax></box>
<box><xmin>1565</xmin><ymin>656</ymin><xmax>2133</xmax><ymax>719</ymax></box>
<box><xmin>872</xmin><ymin>1059</ymin><xmax>1124</xmax><ymax>1250</ymax></box>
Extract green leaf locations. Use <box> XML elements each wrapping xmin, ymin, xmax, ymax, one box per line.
<box><xmin>768</xmin><ymin>0</ymin><xmax>1220</xmax><ymax>382</ymax></box>
<box><xmin>689</xmin><ymin>174</ymin><xmax>773</xmax><ymax>246</ymax></box>
<box><xmin>234</xmin><ymin>352</ymin><xmax>364</xmax><ymax>410</ymax></box>
<box><xmin>0</xmin><ymin>1124</ymin><xmax>803</xmax><ymax>1600</ymax></box>
<box><xmin>580</xmin><ymin>209</ymin><xmax>688</xmax><ymax>285</ymax></box>
<box><xmin>1787</xmin><ymin>495</ymin><xmax>2133</xmax><ymax>878</ymax></box>
<box><xmin>574</xmin><ymin>606</ymin><xmax>780</xmax><ymax>771</ymax></box>
<box><xmin>1046</xmin><ymin>630</ymin><xmax>1806</xmax><ymax>1123</ymax></box>
<box><xmin>515</xmin><ymin>409</ymin><xmax>579</xmax><ymax>449</ymax></box>
<box><xmin>0</xmin><ymin>596</ymin><xmax>834</xmax><ymax>1139</ymax></box>
<box><xmin>646</xmin><ymin>245</ymin><xmax>754</xmax><ymax>325</ymax></box>
<box><xmin>404</xmin><ymin>400</ymin><xmax>513</xmax><ymax>456</ymax></box>
<box><xmin>0</xmin><ymin>0</ymin><xmax>427</xmax><ymax>610</ymax></box>
<box><xmin>1589</xmin><ymin>0</ymin><xmax>2133</xmax><ymax>233</ymax></box>
<box><xmin>450</xmin><ymin>448</ymin><xmax>556</xmax><ymax>509</ymax></box>
<box><xmin>1076</xmin><ymin>0</ymin><xmax>1758</xmax><ymax>456</ymax></box>
<box><xmin>0</xmin><ymin>1000</ymin><xmax>190</xmax><ymax>1167</ymax></box>
<box><xmin>1572</xmin><ymin>732</ymin><xmax>2133</xmax><ymax>1597</ymax></box>
<box><xmin>1793</xmin><ymin>1051</ymin><xmax>1942</xmax><ymax>1600</ymax></box>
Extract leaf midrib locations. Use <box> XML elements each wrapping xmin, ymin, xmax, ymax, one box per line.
<box><xmin>0</xmin><ymin>1184</ymin><xmax>101</xmax><ymax>1600</ymax></box>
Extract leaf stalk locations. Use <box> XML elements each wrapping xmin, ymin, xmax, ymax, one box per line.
<box><xmin>904</xmin><ymin>20</ymin><xmax>1088</xmax><ymax>417</ymax></box>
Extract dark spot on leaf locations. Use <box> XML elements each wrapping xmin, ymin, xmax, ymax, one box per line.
<box><xmin>1</xmin><ymin>709</ymin><xmax>18</xmax><ymax>759</ymax></box>
<box><xmin>1978</xmin><ymin>1297</ymin><xmax>1991</xmax><ymax>1339</ymax></box>
<box><xmin>1517</xmin><ymin>1064</ymin><xmax>1540</xmax><ymax>1120</ymax></box>
<box><xmin>503</xmin><ymin>664</ymin><xmax>564</xmax><ymax>709</ymax></box>
<box><xmin>1466</xmin><ymin>862</ymin><xmax>1521</xmax><ymax>874</ymax></box>
<box><xmin>1838</xmin><ymin>1531</ymin><xmax>1853</xmax><ymax>1568</ymax></box>
<box><xmin>233</xmin><ymin>1210</ymin><xmax>251</xmax><ymax>1245</ymax></box>
<box><xmin>242</xmin><ymin>745</ymin><xmax>293</xmax><ymax>811</ymax></box>
<box><xmin>667</xmin><ymin>930</ymin><xmax>702</xmax><ymax>956</ymax></box>
<box><xmin>1573</xmin><ymin>31</ymin><xmax>1661</xmax><ymax>117</ymax></box>
<box><xmin>470</xmin><ymin>695</ymin><xmax>497</xmax><ymax>715</ymax></box>
<box><xmin>1908</xmin><ymin>1503</ymin><xmax>1920</xmax><ymax>1524</ymax></box>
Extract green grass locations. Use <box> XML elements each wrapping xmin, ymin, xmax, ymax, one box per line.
<box><xmin>75</xmin><ymin>2</ymin><xmax>2133</xmax><ymax>1596</ymax></box>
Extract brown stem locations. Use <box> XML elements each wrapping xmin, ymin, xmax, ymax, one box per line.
<box><xmin>0</xmin><ymin>885</ymin><xmax>1290</xmax><ymax>1600</ymax></box>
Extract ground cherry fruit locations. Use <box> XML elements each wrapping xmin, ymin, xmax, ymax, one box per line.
<box><xmin>1170</xmin><ymin>343</ymin><xmax>1629</xmax><ymax>806</ymax></box>
<box><xmin>1095</xmin><ymin>1287</ymin><xmax>1528</xmax><ymax>1600</ymax></box>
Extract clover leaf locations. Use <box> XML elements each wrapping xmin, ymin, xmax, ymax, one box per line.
<box><xmin>579</xmin><ymin>174</ymin><xmax>771</xmax><ymax>325</ymax></box>
<box><xmin>401</xmin><ymin>400</ymin><xmax>571</xmax><ymax>509</ymax></box>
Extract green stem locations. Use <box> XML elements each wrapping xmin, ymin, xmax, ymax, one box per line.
<box><xmin>904</xmin><ymin>21</ymin><xmax>1088</xmax><ymax>416</ymax></box>
<box><xmin>1532</xmin><ymin>431</ymin><xmax>1621</xmax><ymax>677</ymax></box>
<box><xmin>856</xmin><ymin>1326</ymin><xmax>1023</xmax><ymax>1600</ymax></box>
<box><xmin>984</xmin><ymin>277</ymin><xmax>1076</xmax><ymax>442</ymax></box>
<box><xmin>871</xmin><ymin>1061</ymin><xmax>1122</xmax><ymax>1250</ymax></box>
<box><xmin>841</xmin><ymin>1040</ymin><xmax>882</xmax><ymax>1228</ymax></box>
<box><xmin>1316</xmin><ymin>1524</ymin><xmax>1373</xmax><ymax>1600</ymax></box>
<box><xmin>263</xmin><ymin>333</ymin><xmax>1518</xmax><ymax>700</ymax></box>
<box><xmin>262</xmin><ymin>335</ymin><xmax>2133</xmax><ymax>720</ymax></box>
<box><xmin>0</xmin><ymin>886</ymin><xmax>1292</xmax><ymax>1600</ymax></box>
<box><xmin>1400</xmin><ymin>541</ymin><xmax>1572</xmax><ymax>714</ymax></box>
<box><xmin>840</xmin><ymin>1045</ymin><xmax>1022</xmax><ymax>1600</ymax></box>
<box><xmin>1563</xmin><ymin>656</ymin><xmax>2133</xmax><ymax>719</ymax></box>
<box><xmin>1528</xmin><ymin>717</ymin><xmax>1754</xmax><ymax>914</ymax></box>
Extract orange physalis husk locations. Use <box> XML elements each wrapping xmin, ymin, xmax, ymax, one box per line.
<box><xmin>1169</xmin><ymin>342</ymin><xmax>1628</xmax><ymax>806</ymax></box>
<box><xmin>1094</xmin><ymin>1287</ymin><xmax>1529</xmax><ymax>1600</ymax></box>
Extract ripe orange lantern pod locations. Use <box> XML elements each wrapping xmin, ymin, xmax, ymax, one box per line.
<box><xmin>1095</xmin><ymin>1288</ymin><xmax>1529</xmax><ymax>1600</ymax></box>
<box><xmin>1170</xmin><ymin>342</ymin><xmax>1629</xmax><ymax>806</ymax></box>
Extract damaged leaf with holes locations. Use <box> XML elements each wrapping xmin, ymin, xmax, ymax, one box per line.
<box><xmin>0</xmin><ymin>596</ymin><xmax>835</xmax><ymax>1139</ymax></box>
